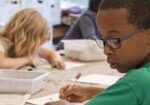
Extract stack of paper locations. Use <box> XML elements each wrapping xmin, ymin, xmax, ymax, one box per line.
<box><xmin>0</xmin><ymin>94</ymin><xmax>30</xmax><ymax>105</ymax></box>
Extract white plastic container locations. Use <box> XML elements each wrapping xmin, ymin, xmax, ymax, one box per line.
<box><xmin>0</xmin><ymin>70</ymin><xmax>49</xmax><ymax>94</ymax></box>
<box><xmin>63</xmin><ymin>39</ymin><xmax>106</xmax><ymax>61</ymax></box>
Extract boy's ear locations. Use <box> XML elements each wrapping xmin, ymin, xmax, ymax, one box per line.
<box><xmin>146</xmin><ymin>30</ymin><xmax>150</xmax><ymax>48</ymax></box>
<box><xmin>148</xmin><ymin>30</ymin><xmax>150</xmax><ymax>43</ymax></box>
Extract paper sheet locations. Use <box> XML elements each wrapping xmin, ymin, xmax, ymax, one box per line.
<box><xmin>64</xmin><ymin>61</ymin><xmax>86</xmax><ymax>70</ymax></box>
<box><xmin>73</xmin><ymin>74</ymin><xmax>122</xmax><ymax>88</ymax></box>
<box><xmin>27</xmin><ymin>93</ymin><xmax>84</xmax><ymax>105</ymax></box>
<box><xmin>35</xmin><ymin>61</ymin><xmax>86</xmax><ymax>70</ymax></box>
<box><xmin>0</xmin><ymin>94</ymin><xmax>30</xmax><ymax>105</ymax></box>
<box><xmin>27</xmin><ymin>93</ymin><xmax>60</xmax><ymax>105</ymax></box>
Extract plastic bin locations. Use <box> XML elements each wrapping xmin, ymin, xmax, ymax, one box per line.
<box><xmin>0</xmin><ymin>70</ymin><xmax>49</xmax><ymax>94</ymax></box>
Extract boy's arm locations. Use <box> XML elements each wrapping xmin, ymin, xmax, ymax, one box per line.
<box><xmin>59</xmin><ymin>84</ymin><xmax>103</xmax><ymax>102</ymax></box>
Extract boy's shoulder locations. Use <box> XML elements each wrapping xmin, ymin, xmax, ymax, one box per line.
<box><xmin>123</xmin><ymin>63</ymin><xmax>150</xmax><ymax>82</ymax></box>
<box><xmin>115</xmin><ymin>63</ymin><xmax>150</xmax><ymax>104</ymax></box>
<box><xmin>118</xmin><ymin>62</ymin><xmax>150</xmax><ymax>90</ymax></box>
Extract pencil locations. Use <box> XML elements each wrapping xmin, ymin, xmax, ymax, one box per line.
<box><xmin>67</xmin><ymin>72</ymin><xmax>81</xmax><ymax>91</ymax></box>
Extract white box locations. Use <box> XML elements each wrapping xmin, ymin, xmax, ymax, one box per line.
<box><xmin>63</xmin><ymin>39</ymin><xmax>106</xmax><ymax>61</ymax></box>
<box><xmin>0</xmin><ymin>70</ymin><xmax>49</xmax><ymax>94</ymax></box>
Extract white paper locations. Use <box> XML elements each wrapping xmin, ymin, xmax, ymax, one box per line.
<box><xmin>0</xmin><ymin>94</ymin><xmax>30</xmax><ymax>105</ymax></box>
<box><xmin>74</xmin><ymin>74</ymin><xmax>122</xmax><ymax>88</ymax></box>
<box><xmin>34</xmin><ymin>61</ymin><xmax>85</xmax><ymax>70</ymax></box>
<box><xmin>27</xmin><ymin>93</ymin><xmax>84</xmax><ymax>105</ymax></box>
<box><xmin>27</xmin><ymin>93</ymin><xmax>60</xmax><ymax>105</ymax></box>
<box><xmin>64</xmin><ymin>61</ymin><xmax>86</xmax><ymax>70</ymax></box>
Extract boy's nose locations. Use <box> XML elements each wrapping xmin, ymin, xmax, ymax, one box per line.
<box><xmin>103</xmin><ymin>45</ymin><xmax>113</xmax><ymax>56</ymax></box>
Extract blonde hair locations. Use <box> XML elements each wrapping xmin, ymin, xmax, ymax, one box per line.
<box><xmin>0</xmin><ymin>8</ymin><xmax>49</xmax><ymax>57</ymax></box>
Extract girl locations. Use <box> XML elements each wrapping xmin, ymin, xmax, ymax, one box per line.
<box><xmin>0</xmin><ymin>8</ymin><xmax>65</xmax><ymax>69</ymax></box>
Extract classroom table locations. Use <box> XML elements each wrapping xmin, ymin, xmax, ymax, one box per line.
<box><xmin>26</xmin><ymin>60</ymin><xmax>122</xmax><ymax>105</ymax></box>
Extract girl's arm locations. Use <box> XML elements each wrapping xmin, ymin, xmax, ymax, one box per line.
<box><xmin>0</xmin><ymin>52</ymin><xmax>33</xmax><ymax>69</ymax></box>
<box><xmin>39</xmin><ymin>48</ymin><xmax>65</xmax><ymax>69</ymax></box>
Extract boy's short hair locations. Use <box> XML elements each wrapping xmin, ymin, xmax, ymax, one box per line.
<box><xmin>89</xmin><ymin>0</ymin><xmax>102</xmax><ymax>13</ymax></box>
<box><xmin>99</xmin><ymin>0</ymin><xmax>150</xmax><ymax>29</ymax></box>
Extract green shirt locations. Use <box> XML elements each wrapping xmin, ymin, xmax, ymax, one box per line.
<box><xmin>86</xmin><ymin>63</ymin><xmax>150</xmax><ymax>105</ymax></box>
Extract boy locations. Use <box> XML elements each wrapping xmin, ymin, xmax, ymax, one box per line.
<box><xmin>59</xmin><ymin>0</ymin><xmax>150</xmax><ymax>104</ymax></box>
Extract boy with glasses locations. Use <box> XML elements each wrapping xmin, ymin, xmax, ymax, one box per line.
<box><xmin>59</xmin><ymin>0</ymin><xmax>150</xmax><ymax>104</ymax></box>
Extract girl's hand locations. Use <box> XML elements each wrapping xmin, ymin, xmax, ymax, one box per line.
<box><xmin>49</xmin><ymin>54</ymin><xmax>65</xmax><ymax>69</ymax></box>
<box><xmin>27</xmin><ymin>55</ymin><xmax>34</xmax><ymax>65</ymax></box>
<box><xmin>39</xmin><ymin>48</ymin><xmax>65</xmax><ymax>69</ymax></box>
<box><xmin>50</xmin><ymin>59</ymin><xmax>65</xmax><ymax>69</ymax></box>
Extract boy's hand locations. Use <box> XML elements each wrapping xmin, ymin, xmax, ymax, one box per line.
<box><xmin>59</xmin><ymin>84</ymin><xmax>95</xmax><ymax>102</ymax></box>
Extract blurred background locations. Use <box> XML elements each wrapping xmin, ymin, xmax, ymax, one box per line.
<box><xmin>0</xmin><ymin>0</ymin><xmax>90</xmax><ymax>49</ymax></box>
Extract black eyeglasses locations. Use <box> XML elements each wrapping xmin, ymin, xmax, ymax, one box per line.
<box><xmin>89</xmin><ymin>28</ymin><xmax>145</xmax><ymax>49</ymax></box>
